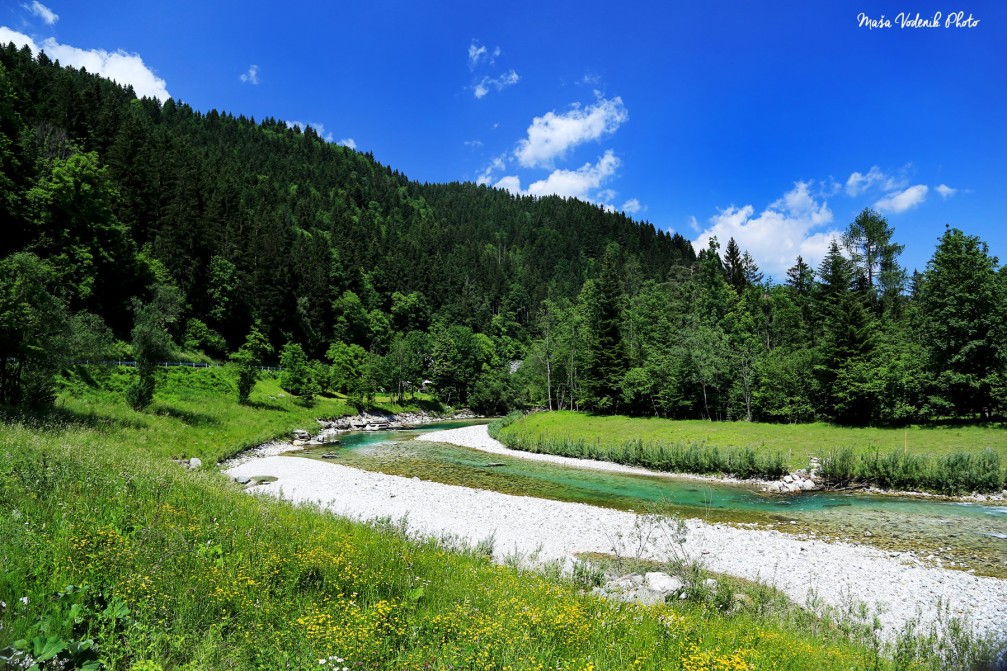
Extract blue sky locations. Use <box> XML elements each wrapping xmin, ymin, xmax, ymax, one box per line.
<box><xmin>2</xmin><ymin>0</ymin><xmax>1005</xmax><ymax>279</ymax></box>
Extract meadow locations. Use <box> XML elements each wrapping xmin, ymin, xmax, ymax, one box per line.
<box><xmin>0</xmin><ymin>368</ymin><xmax>999</xmax><ymax>670</ymax></box>
<box><xmin>492</xmin><ymin>411</ymin><xmax>1007</xmax><ymax>495</ymax></box>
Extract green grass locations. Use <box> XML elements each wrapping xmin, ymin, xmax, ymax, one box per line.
<box><xmin>495</xmin><ymin>411</ymin><xmax>1007</xmax><ymax>493</ymax></box>
<box><xmin>0</xmin><ymin>370</ymin><xmax>1000</xmax><ymax>670</ymax></box>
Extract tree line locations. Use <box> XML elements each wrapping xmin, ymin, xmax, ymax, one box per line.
<box><xmin>1</xmin><ymin>45</ymin><xmax>1004</xmax><ymax>423</ymax></box>
<box><xmin>517</xmin><ymin>215</ymin><xmax>1007</xmax><ymax>425</ymax></box>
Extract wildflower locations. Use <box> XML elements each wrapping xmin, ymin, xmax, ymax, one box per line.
<box><xmin>19</xmin><ymin>596</ymin><xmax>28</xmax><ymax>605</ymax></box>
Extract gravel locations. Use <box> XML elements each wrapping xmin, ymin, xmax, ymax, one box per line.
<box><xmin>223</xmin><ymin>424</ymin><xmax>1007</xmax><ymax>642</ymax></box>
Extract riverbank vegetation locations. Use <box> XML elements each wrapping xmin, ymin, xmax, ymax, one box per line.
<box><xmin>8</xmin><ymin>369</ymin><xmax>1001</xmax><ymax>670</ymax></box>
<box><xmin>494</xmin><ymin>411</ymin><xmax>1007</xmax><ymax>493</ymax></box>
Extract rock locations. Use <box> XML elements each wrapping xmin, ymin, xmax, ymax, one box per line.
<box><xmin>783</xmin><ymin>474</ymin><xmax>794</xmax><ymax>484</ymax></box>
<box><xmin>799</xmin><ymin>478</ymin><xmax>816</xmax><ymax>491</ymax></box>
<box><xmin>610</xmin><ymin>574</ymin><xmax>642</xmax><ymax>590</ymax></box>
<box><xmin>188</xmin><ymin>457</ymin><xmax>202</xmax><ymax>469</ymax></box>
<box><xmin>292</xmin><ymin>429</ymin><xmax>310</xmax><ymax>440</ymax></box>
<box><xmin>703</xmin><ymin>578</ymin><xmax>718</xmax><ymax>588</ymax></box>
<box><xmin>633</xmin><ymin>588</ymin><xmax>665</xmax><ymax>606</ymax></box>
<box><xmin>233</xmin><ymin>474</ymin><xmax>251</xmax><ymax>484</ymax></box>
<box><xmin>645</xmin><ymin>572</ymin><xmax>685</xmax><ymax>593</ymax></box>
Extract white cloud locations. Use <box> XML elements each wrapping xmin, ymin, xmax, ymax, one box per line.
<box><xmin>285</xmin><ymin>120</ymin><xmax>336</xmax><ymax>142</ymax></box>
<box><xmin>468</xmin><ymin>42</ymin><xmax>487</xmax><ymax>68</ymax></box>
<box><xmin>477</xmin><ymin>154</ymin><xmax>507</xmax><ymax>186</ymax></box>
<box><xmin>935</xmin><ymin>183</ymin><xmax>957</xmax><ymax>199</ymax></box>
<box><xmin>240</xmin><ymin>64</ymin><xmax>260</xmax><ymax>85</ymax></box>
<box><xmin>0</xmin><ymin>28</ymin><xmax>170</xmax><ymax>101</ymax></box>
<box><xmin>464</xmin><ymin>139</ymin><xmax>483</xmax><ymax>148</ymax></box>
<box><xmin>23</xmin><ymin>1</ymin><xmax>57</xmax><ymax>25</ymax></box>
<box><xmin>495</xmin><ymin>150</ymin><xmax>621</xmax><ymax>202</ymax></box>
<box><xmin>468</xmin><ymin>41</ymin><xmax>501</xmax><ymax>69</ymax></box>
<box><xmin>874</xmin><ymin>184</ymin><xmax>928</xmax><ymax>213</ymax></box>
<box><xmin>0</xmin><ymin>26</ymin><xmax>36</xmax><ymax>51</ymax></box>
<box><xmin>621</xmin><ymin>198</ymin><xmax>642</xmax><ymax>214</ymax></box>
<box><xmin>473</xmin><ymin>69</ymin><xmax>519</xmax><ymax>99</ymax></box>
<box><xmin>692</xmin><ymin>181</ymin><xmax>840</xmax><ymax>278</ymax></box>
<box><xmin>845</xmin><ymin>165</ymin><xmax>908</xmax><ymax>196</ymax></box>
<box><xmin>515</xmin><ymin>94</ymin><xmax>628</xmax><ymax>168</ymax></box>
<box><xmin>338</xmin><ymin>138</ymin><xmax>356</xmax><ymax>149</ymax></box>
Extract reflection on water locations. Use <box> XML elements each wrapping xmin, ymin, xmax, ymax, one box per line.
<box><xmin>286</xmin><ymin>421</ymin><xmax>1007</xmax><ymax>578</ymax></box>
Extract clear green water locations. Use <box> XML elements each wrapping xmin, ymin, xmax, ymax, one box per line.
<box><xmin>288</xmin><ymin>421</ymin><xmax>1007</xmax><ymax>577</ymax></box>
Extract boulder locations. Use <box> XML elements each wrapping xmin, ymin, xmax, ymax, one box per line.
<box><xmin>644</xmin><ymin>572</ymin><xmax>685</xmax><ymax>593</ymax></box>
<box><xmin>799</xmin><ymin>478</ymin><xmax>816</xmax><ymax>491</ymax></box>
<box><xmin>233</xmin><ymin>474</ymin><xmax>251</xmax><ymax>484</ymax></box>
<box><xmin>188</xmin><ymin>457</ymin><xmax>202</xmax><ymax>469</ymax></box>
<box><xmin>292</xmin><ymin>429</ymin><xmax>310</xmax><ymax>440</ymax></box>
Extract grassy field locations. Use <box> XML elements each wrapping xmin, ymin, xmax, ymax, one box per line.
<box><xmin>0</xmin><ymin>369</ymin><xmax>999</xmax><ymax>670</ymax></box>
<box><xmin>494</xmin><ymin>411</ymin><xmax>1007</xmax><ymax>494</ymax></box>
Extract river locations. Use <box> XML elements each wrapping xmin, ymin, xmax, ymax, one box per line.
<box><xmin>287</xmin><ymin>420</ymin><xmax>1007</xmax><ymax>578</ymax></box>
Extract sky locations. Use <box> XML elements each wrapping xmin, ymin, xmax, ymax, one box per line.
<box><xmin>2</xmin><ymin>0</ymin><xmax>1005</xmax><ymax>279</ymax></box>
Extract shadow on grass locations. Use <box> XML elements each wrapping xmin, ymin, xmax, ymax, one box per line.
<box><xmin>0</xmin><ymin>403</ymin><xmax>149</xmax><ymax>431</ymax></box>
<box><xmin>151</xmin><ymin>404</ymin><xmax>221</xmax><ymax>427</ymax></box>
<box><xmin>241</xmin><ymin>399</ymin><xmax>287</xmax><ymax>412</ymax></box>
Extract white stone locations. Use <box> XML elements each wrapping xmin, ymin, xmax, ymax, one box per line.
<box><xmin>645</xmin><ymin>572</ymin><xmax>685</xmax><ymax>593</ymax></box>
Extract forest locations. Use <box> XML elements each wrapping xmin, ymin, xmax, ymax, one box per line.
<box><xmin>1</xmin><ymin>43</ymin><xmax>1005</xmax><ymax>425</ymax></box>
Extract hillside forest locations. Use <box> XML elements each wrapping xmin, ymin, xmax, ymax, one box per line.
<box><xmin>2</xmin><ymin>44</ymin><xmax>1006</xmax><ymax>425</ymax></box>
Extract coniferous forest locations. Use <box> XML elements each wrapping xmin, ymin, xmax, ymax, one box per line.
<box><xmin>2</xmin><ymin>44</ymin><xmax>1006</xmax><ymax>425</ymax></box>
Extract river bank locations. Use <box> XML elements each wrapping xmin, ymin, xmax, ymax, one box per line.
<box><xmin>224</xmin><ymin>425</ymin><xmax>1007</xmax><ymax>643</ymax></box>
<box><xmin>430</xmin><ymin>424</ymin><xmax>1007</xmax><ymax>503</ymax></box>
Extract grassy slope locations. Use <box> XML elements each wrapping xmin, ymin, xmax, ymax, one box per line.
<box><xmin>500</xmin><ymin>411</ymin><xmax>1007</xmax><ymax>471</ymax></box>
<box><xmin>0</xmin><ymin>369</ymin><xmax>982</xmax><ymax>670</ymax></box>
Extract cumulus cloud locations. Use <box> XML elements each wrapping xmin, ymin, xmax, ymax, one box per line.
<box><xmin>240</xmin><ymin>64</ymin><xmax>260</xmax><ymax>85</ymax></box>
<box><xmin>23</xmin><ymin>1</ymin><xmax>57</xmax><ymax>25</ymax></box>
<box><xmin>692</xmin><ymin>181</ymin><xmax>840</xmax><ymax>278</ymax></box>
<box><xmin>495</xmin><ymin>150</ymin><xmax>620</xmax><ymax>202</ymax></box>
<box><xmin>874</xmin><ymin>184</ymin><xmax>928</xmax><ymax>213</ymax></box>
<box><xmin>515</xmin><ymin>94</ymin><xmax>628</xmax><ymax>168</ymax></box>
<box><xmin>0</xmin><ymin>27</ymin><xmax>170</xmax><ymax>101</ymax></box>
<box><xmin>621</xmin><ymin>198</ymin><xmax>642</xmax><ymax>214</ymax></box>
<box><xmin>845</xmin><ymin>165</ymin><xmax>907</xmax><ymax>197</ymax></box>
<box><xmin>338</xmin><ymin>138</ymin><xmax>356</xmax><ymax>149</ymax></box>
<box><xmin>935</xmin><ymin>184</ymin><xmax>957</xmax><ymax>199</ymax></box>
<box><xmin>473</xmin><ymin>69</ymin><xmax>519</xmax><ymax>99</ymax></box>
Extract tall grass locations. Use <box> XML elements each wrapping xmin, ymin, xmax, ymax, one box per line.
<box><xmin>492</xmin><ymin>413</ymin><xmax>788</xmax><ymax>479</ymax></box>
<box><xmin>819</xmin><ymin>446</ymin><xmax>1007</xmax><ymax>495</ymax></box>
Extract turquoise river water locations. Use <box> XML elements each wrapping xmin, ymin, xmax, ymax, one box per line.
<box><xmin>287</xmin><ymin>420</ymin><xmax>1007</xmax><ymax>577</ymax></box>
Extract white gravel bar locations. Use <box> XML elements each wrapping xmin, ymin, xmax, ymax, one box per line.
<box><xmin>224</xmin><ymin>424</ymin><xmax>1007</xmax><ymax>642</ymax></box>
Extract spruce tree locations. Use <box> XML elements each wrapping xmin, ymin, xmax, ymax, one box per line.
<box><xmin>583</xmin><ymin>243</ymin><xmax>628</xmax><ymax>411</ymax></box>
